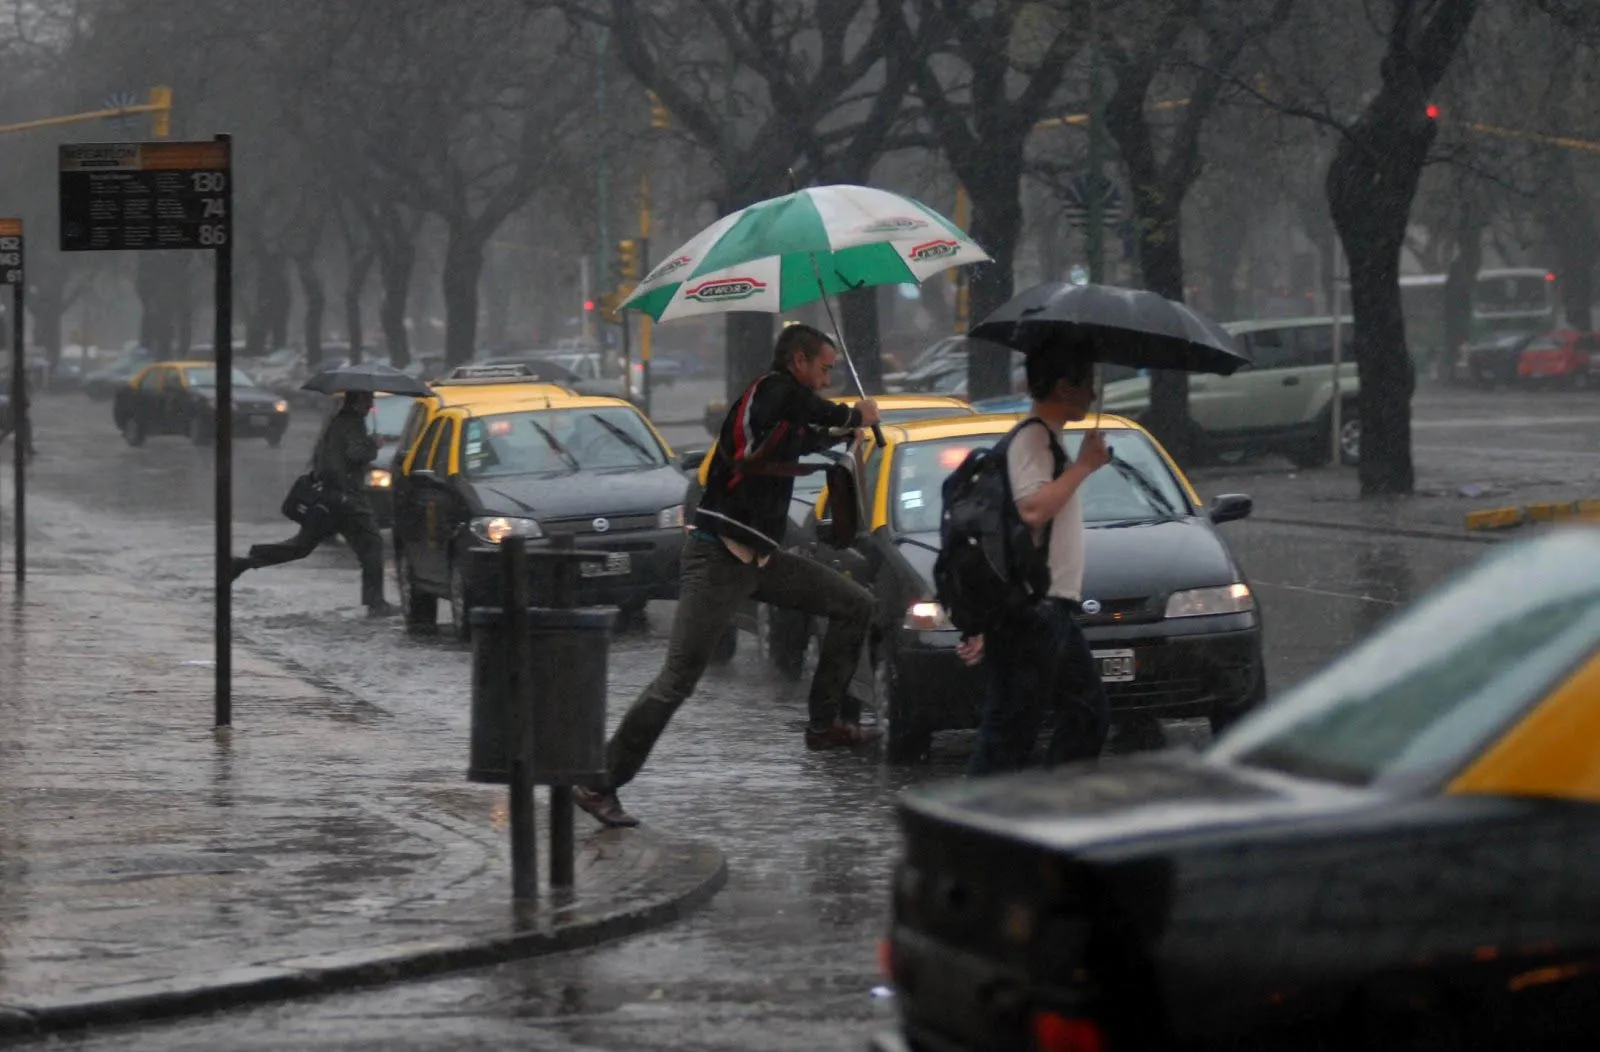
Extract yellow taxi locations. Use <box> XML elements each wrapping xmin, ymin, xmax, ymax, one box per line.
<box><xmin>881</xmin><ymin>527</ymin><xmax>1600</xmax><ymax>1052</ymax></box>
<box><xmin>807</xmin><ymin>412</ymin><xmax>1261</xmax><ymax>762</ymax></box>
<box><xmin>113</xmin><ymin>360</ymin><xmax>290</xmax><ymax>446</ymax></box>
<box><xmin>392</xmin><ymin>387</ymin><xmax>685</xmax><ymax>639</ymax></box>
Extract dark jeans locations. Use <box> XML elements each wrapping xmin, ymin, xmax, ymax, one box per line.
<box><xmin>968</xmin><ymin>598</ymin><xmax>1109</xmax><ymax>777</ymax></box>
<box><xmin>248</xmin><ymin>497</ymin><xmax>386</xmax><ymax>608</ymax></box>
<box><xmin>605</xmin><ymin>533</ymin><xmax>873</xmax><ymax>790</ymax></box>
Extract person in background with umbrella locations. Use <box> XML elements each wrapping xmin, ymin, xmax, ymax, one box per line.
<box><xmin>230</xmin><ymin>389</ymin><xmax>394</xmax><ymax>618</ymax></box>
<box><xmin>956</xmin><ymin>344</ymin><xmax>1111</xmax><ymax>774</ymax></box>
<box><xmin>574</xmin><ymin>324</ymin><xmax>883</xmax><ymax>829</ymax></box>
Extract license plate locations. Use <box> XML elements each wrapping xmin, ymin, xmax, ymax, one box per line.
<box><xmin>580</xmin><ymin>552</ymin><xmax>631</xmax><ymax>578</ymax></box>
<box><xmin>250</xmin><ymin>415</ymin><xmax>267</xmax><ymax>427</ymax></box>
<box><xmin>1094</xmin><ymin>649</ymin><xmax>1136</xmax><ymax>683</ymax></box>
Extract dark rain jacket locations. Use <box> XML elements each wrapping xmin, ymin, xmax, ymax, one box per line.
<box><xmin>315</xmin><ymin>408</ymin><xmax>380</xmax><ymax>503</ymax></box>
<box><xmin>695</xmin><ymin>368</ymin><xmax>861</xmax><ymax>554</ymax></box>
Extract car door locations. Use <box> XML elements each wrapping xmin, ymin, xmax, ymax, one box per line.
<box><xmin>165</xmin><ymin>367</ymin><xmax>197</xmax><ymax>434</ymax></box>
<box><xmin>405</xmin><ymin>416</ymin><xmax>452</xmax><ymax>586</ymax></box>
<box><xmin>1221</xmin><ymin>329</ymin><xmax>1304</xmax><ymax>432</ymax></box>
<box><xmin>130</xmin><ymin>366</ymin><xmax>164</xmax><ymax>429</ymax></box>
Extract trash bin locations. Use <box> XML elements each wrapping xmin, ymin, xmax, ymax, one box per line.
<box><xmin>468</xmin><ymin>604</ymin><xmax>614</xmax><ymax>785</ymax></box>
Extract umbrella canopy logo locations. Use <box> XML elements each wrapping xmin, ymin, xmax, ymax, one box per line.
<box><xmin>857</xmin><ymin>216</ymin><xmax>930</xmax><ymax>235</ymax></box>
<box><xmin>685</xmin><ymin>276</ymin><xmax>768</xmax><ymax>302</ymax></box>
<box><xmin>646</xmin><ymin>255</ymin><xmax>692</xmax><ymax>283</ymax></box>
<box><xmin>908</xmin><ymin>239</ymin><xmax>961</xmax><ymax>263</ymax></box>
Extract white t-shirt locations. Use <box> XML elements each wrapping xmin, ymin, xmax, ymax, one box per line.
<box><xmin>1006</xmin><ymin>421</ymin><xmax>1085</xmax><ymax>600</ymax></box>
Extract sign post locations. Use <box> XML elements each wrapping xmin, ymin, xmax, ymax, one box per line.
<box><xmin>60</xmin><ymin>136</ymin><xmax>234</xmax><ymax>726</ymax></box>
<box><xmin>0</xmin><ymin>218</ymin><xmax>22</xmax><ymax>585</ymax></box>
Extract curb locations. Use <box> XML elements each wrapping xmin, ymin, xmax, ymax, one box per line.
<box><xmin>1464</xmin><ymin>499</ymin><xmax>1600</xmax><ymax>533</ymax></box>
<box><xmin>0</xmin><ymin>836</ymin><xmax>726</xmax><ymax>1041</ymax></box>
<box><xmin>1250</xmin><ymin>514</ymin><xmax>1503</xmax><ymax>545</ymax></box>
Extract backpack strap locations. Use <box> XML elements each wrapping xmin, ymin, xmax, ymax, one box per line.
<box><xmin>1003</xmin><ymin>417</ymin><xmax>1067</xmax><ymax>599</ymax></box>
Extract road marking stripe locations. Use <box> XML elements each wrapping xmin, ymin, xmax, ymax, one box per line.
<box><xmin>1251</xmin><ymin>580</ymin><xmax>1400</xmax><ymax>605</ymax></box>
<box><xmin>1414</xmin><ymin>415</ymin><xmax>1600</xmax><ymax>429</ymax></box>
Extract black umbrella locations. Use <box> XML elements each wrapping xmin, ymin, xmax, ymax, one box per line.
<box><xmin>300</xmin><ymin>362</ymin><xmax>434</xmax><ymax>397</ymax></box>
<box><xmin>969</xmin><ymin>281</ymin><xmax>1249</xmax><ymax>376</ymax></box>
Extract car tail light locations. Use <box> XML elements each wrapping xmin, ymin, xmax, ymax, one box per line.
<box><xmin>877</xmin><ymin>938</ymin><xmax>893</xmax><ymax>980</ymax></box>
<box><xmin>1033</xmin><ymin>1011</ymin><xmax>1106</xmax><ymax>1052</ymax></box>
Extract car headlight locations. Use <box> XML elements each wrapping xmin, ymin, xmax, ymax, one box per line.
<box><xmin>470</xmin><ymin>516</ymin><xmax>544</xmax><ymax>544</ymax></box>
<box><xmin>1164</xmin><ymin>583</ymin><xmax>1254</xmax><ymax>618</ymax></box>
<box><xmin>367</xmin><ymin>468</ymin><xmax>392</xmax><ymax>489</ymax></box>
<box><xmin>658</xmin><ymin>504</ymin><xmax>685</xmax><ymax>529</ymax></box>
<box><xmin>903</xmin><ymin>600</ymin><xmax>955</xmax><ymax>631</ymax></box>
<box><xmin>274</xmin><ymin>400</ymin><xmax>289</xmax><ymax>413</ymax></box>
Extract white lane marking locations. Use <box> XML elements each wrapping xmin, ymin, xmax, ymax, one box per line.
<box><xmin>1413</xmin><ymin>415</ymin><xmax>1599</xmax><ymax>429</ymax></box>
<box><xmin>1252</xmin><ymin>580</ymin><xmax>1399</xmax><ymax>605</ymax></box>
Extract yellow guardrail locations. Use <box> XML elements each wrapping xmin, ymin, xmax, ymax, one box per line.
<box><xmin>1466</xmin><ymin>500</ymin><xmax>1600</xmax><ymax>532</ymax></box>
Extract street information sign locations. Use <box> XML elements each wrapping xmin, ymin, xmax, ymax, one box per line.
<box><xmin>57</xmin><ymin>136</ymin><xmax>238</xmax><ymax>727</ymax></box>
<box><xmin>0</xmin><ymin>217</ymin><xmax>23</xmax><ymax>586</ymax></box>
<box><xmin>59</xmin><ymin>140</ymin><xmax>230</xmax><ymax>252</ymax></box>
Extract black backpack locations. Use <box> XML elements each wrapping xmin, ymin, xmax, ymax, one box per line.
<box><xmin>933</xmin><ymin>417</ymin><xmax>1066</xmax><ymax>635</ymax></box>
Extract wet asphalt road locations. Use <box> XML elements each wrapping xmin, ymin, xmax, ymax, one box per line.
<box><xmin>0</xmin><ymin>380</ymin><xmax>1560</xmax><ymax>1050</ymax></box>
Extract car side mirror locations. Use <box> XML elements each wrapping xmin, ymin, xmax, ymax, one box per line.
<box><xmin>679</xmin><ymin>448</ymin><xmax>708</xmax><ymax>474</ymax></box>
<box><xmin>1209</xmin><ymin>493</ymin><xmax>1253</xmax><ymax>524</ymax></box>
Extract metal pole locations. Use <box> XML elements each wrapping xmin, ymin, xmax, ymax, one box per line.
<box><xmin>596</xmin><ymin>28</ymin><xmax>610</xmax><ymax>326</ymax></box>
<box><xmin>214</xmin><ymin>135</ymin><xmax>234</xmax><ymax>727</ymax></box>
<box><xmin>1330</xmin><ymin>239</ymin><xmax>1344</xmax><ymax>467</ymax></box>
<box><xmin>547</xmin><ymin>534</ymin><xmax>577</xmax><ymax>889</ymax></box>
<box><xmin>638</xmin><ymin>172</ymin><xmax>652</xmax><ymax>420</ymax></box>
<box><xmin>11</xmin><ymin>272</ymin><xmax>24</xmax><ymax>584</ymax></box>
<box><xmin>1085</xmin><ymin>0</ymin><xmax>1106</xmax><ymax>284</ymax></box>
<box><xmin>503</xmin><ymin>539</ymin><xmax>538</xmax><ymax>901</ymax></box>
<box><xmin>953</xmin><ymin>185</ymin><xmax>970</xmax><ymax>334</ymax></box>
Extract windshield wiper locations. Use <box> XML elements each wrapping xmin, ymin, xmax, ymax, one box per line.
<box><xmin>526</xmin><ymin>419</ymin><xmax>581</xmax><ymax>474</ymax></box>
<box><xmin>1108</xmin><ymin>455</ymin><xmax>1180</xmax><ymax>521</ymax></box>
<box><xmin>586</xmin><ymin>413</ymin><xmax>657</xmax><ymax>465</ymax></box>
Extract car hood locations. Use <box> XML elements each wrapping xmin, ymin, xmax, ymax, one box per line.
<box><xmin>894</xmin><ymin>517</ymin><xmax>1241</xmax><ymax>600</ymax></box>
<box><xmin>902</xmin><ymin>752</ymin><xmax>1377</xmax><ymax>859</ymax></box>
<box><xmin>473</xmin><ymin>465</ymin><xmax>686</xmax><ymax>518</ymax></box>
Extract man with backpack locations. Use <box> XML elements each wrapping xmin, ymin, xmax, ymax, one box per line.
<box><xmin>573</xmin><ymin>324</ymin><xmax>882</xmax><ymax>829</ymax></box>
<box><xmin>940</xmin><ymin>350</ymin><xmax>1111</xmax><ymax>775</ymax></box>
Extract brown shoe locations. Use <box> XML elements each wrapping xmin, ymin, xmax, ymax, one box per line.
<box><xmin>572</xmin><ymin>786</ymin><xmax>640</xmax><ymax>828</ymax></box>
<box><xmin>805</xmin><ymin>721</ymin><xmax>884</xmax><ymax>751</ymax></box>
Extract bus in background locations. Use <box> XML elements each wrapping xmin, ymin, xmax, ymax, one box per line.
<box><xmin>1400</xmin><ymin>267</ymin><xmax>1559</xmax><ymax>379</ymax></box>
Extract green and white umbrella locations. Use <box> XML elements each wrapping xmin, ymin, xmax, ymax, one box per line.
<box><xmin>621</xmin><ymin>184</ymin><xmax>990</xmax><ymax>323</ymax></box>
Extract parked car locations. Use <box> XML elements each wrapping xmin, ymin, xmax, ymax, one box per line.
<box><xmin>878</xmin><ymin>527</ymin><xmax>1600</xmax><ymax>1052</ymax></box>
<box><xmin>113</xmin><ymin>361</ymin><xmax>291</xmax><ymax>446</ymax></box>
<box><xmin>392</xmin><ymin>392</ymin><xmax>685</xmax><ymax>639</ymax></box>
<box><xmin>1453</xmin><ymin>330</ymin><xmax>1537</xmax><ymax>387</ymax></box>
<box><xmin>1517</xmin><ymin>330</ymin><xmax>1600</xmax><ymax>386</ymax></box>
<box><xmin>808</xmin><ymin>412</ymin><xmax>1262</xmax><ymax>762</ymax></box>
<box><xmin>1102</xmin><ymin>316</ymin><xmax>1360</xmax><ymax>468</ymax></box>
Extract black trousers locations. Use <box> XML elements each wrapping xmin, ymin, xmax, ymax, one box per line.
<box><xmin>249</xmin><ymin>499</ymin><xmax>386</xmax><ymax>608</ymax></box>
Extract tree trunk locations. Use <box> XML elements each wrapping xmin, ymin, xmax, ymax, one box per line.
<box><xmin>296</xmin><ymin>254</ymin><xmax>326</xmax><ymax>371</ymax></box>
<box><xmin>28</xmin><ymin>287</ymin><xmax>64</xmax><ymax>368</ymax></box>
<box><xmin>247</xmin><ymin>253</ymin><xmax>291</xmax><ymax>358</ymax></box>
<box><xmin>345</xmin><ymin>251</ymin><xmax>373</xmax><ymax>365</ymax></box>
<box><xmin>840</xmin><ymin>286</ymin><xmax>883</xmax><ymax>394</ymax></box>
<box><xmin>136</xmin><ymin>253</ymin><xmax>179</xmax><ymax>354</ymax></box>
<box><xmin>963</xmin><ymin>161</ymin><xmax>1025</xmax><ymax>401</ymax></box>
<box><xmin>1542</xmin><ymin>153</ymin><xmax>1598</xmax><ymax>331</ymax></box>
<box><xmin>377</xmin><ymin>240</ymin><xmax>415</xmax><ymax>368</ymax></box>
<box><xmin>442</xmin><ymin>228</ymin><xmax>484</xmax><ymax>369</ymax></box>
<box><xmin>1133</xmin><ymin>194</ymin><xmax>1202</xmax><ymax>463</ymax></box>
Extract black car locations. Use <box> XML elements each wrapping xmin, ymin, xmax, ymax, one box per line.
<box><xmin>877</xmin><ymin>528</ymin><xmax>1600</xmax><ymax>1052</ymax></box>
<box><xmin>809</xmin><ymin>414</ymin><xmax>1263</xmax><ymax>763</ymax></box>
<box><xmin>1453</xmin><ymin>330</ymin><xmax>1537</xmax><ymax>386</ymax></box>
<box><xmin>113</xmin><ymin>361</ymin><xmax>291</xmax><ymax>446</ymax></box>
<box><xmin>393</xmin><ymin>397</ymin><xmax>687</xmax><ymax>639</ymax></box>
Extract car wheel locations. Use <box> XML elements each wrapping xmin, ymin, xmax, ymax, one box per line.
<box><xmin>397</xmin><ymin>548</ymin><xmax>437</xmax><ymax>634</ymax></box>
<box><xmin>189</xmin><ymin>415</ymin><xmax>211</xmax><ymax>446</ymax></box>
<box><xmin>761</xmin><ymin>605</ymin><xmax>808</xmax><ymax>681</ymax></box>
<box><xmin>879</xmin><ymin>648</ymin><xmax>931</xmax><ymax>765</ymax></box>
<box><xmin>709</xmin><ymin>623</ymin><xmax>737</xmax><ymax>665</ymax></box>
<box><xmin>447</xmin><ymin>558</ymin><xmax>472</xmax><ymax>643</ymax></box>
<box><xmin>265</xmin><ymin>427</ymin><xmax>285</xmax><ymax>448</ymax></box>
<box><xmin>121</xmin><ymin>417</ymin><xmax>145</xmax><ymax>447</ymax></box>
<box><xmin>1337</xmin><ymin>408</ymin><xmax>1360</xmax><ymax>465</ymax></box>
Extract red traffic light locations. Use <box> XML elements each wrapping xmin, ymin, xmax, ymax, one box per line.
<box><xmin>1425</xmin><ymin>103</ymin><xmax>1441</xmax><ymax>120</ymax></box>
<box><xmin>583</xmin><ymin>299</ymin><xmax>596</xmax><ymax>311</ymax></box>
<box><xmin>1545</xmin><ymin>271</ymin><xmax>1557</xmax><ymax>282</ymax></box>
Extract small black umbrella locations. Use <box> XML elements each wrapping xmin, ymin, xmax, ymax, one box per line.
<box><xmin>300</xmin><ymin>362</ymin><xmax>434</xmax><ymax>397</ymax></box>
<box><xmin>969</xmin><ymin>281</ymin><xmax>1249</xmax><ymax>375</ymax></box>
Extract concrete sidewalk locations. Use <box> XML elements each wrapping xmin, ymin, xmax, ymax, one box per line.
<box><xmin>0</xmin><ymin>568</ymin><xmax>724</xmax><ymax>1040</ymax></box>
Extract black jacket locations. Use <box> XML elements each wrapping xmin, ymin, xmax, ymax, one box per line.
<box><xmin>696</xmin><ymin>369</ymin><xmax>860</xmax><ymax>553</ymax></box>
<box><xmin>315</xmin><ymin>409</ymin><xmax>380</xmax><ymax>500</ymax></box>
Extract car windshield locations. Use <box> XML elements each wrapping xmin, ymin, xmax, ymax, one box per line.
<box><xmin>1523</xmin><ymin>337</ymin><xmax>1561</xmax><ymax>352</ymax></box>
<box><xmin>461</xmin><ymin>406</ymin><xmax>666</xmax><ymax>477</ymax></box>
<box><xmin>371</xmin><ymin>396</ymin><xmax>416</xmax><ymax>438</ymax></box>
<box><xmin>888</xmin><ymin>428</ymin><xmax>1189</xmax><ymax>534</ymax></box>
<box><xmin>185</xmin><ymin>367</ymin><xmax>255</xmax><ymax>388</ymax></box>
<box><xmin>1210</xmin><ymin>532</ymin><xmax>1600</xmax><ymax>791</ymax></box>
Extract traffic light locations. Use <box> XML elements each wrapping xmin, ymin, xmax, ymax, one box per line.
<box><xmin>617</xmin><ymin>238</ymin><xmax>639</xmax><ymax>281</ymax></box>
<box><xmin>647</xmin><ymin>90</ymin><xmax>670</xmax><ymax>130</ymax></box>
<box><xmin>149</xmin><ymin>85</ymin><xmax>172</xmax><ymax>138</ymax></box>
